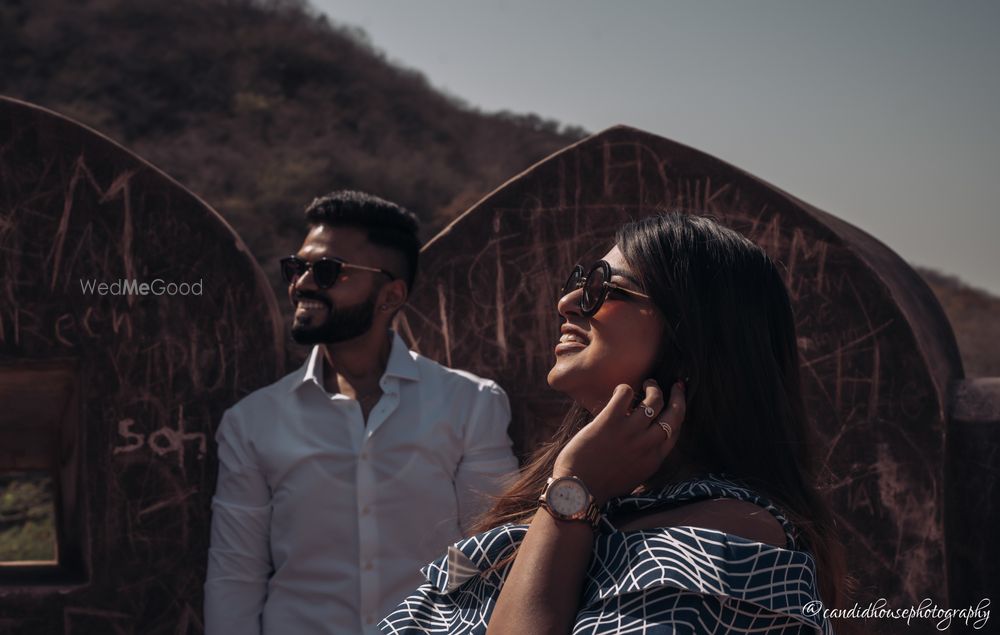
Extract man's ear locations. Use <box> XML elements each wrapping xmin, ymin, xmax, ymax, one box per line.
<box><xmin>379</xmin><ymin>279</ymin><xmax>408</xmax><ymax>312</ymax></box>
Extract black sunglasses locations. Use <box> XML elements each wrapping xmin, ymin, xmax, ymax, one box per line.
<box><xmin>560</xmin><ymin>260</ymin><xmax>650</xmax><ymax>316</ymax></box>
<box><xmin>280</xmin><ymin>255</ymin><xmax>395</xmax><ymax>289</ymax></box>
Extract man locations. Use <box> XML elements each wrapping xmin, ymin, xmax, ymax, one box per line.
<box><xmin>204</xmin><ymin>191</ymin><xmax>519</xmax><ymax>634</ymax></box>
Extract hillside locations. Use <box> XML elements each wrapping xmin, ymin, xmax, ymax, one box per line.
<box><xmin>1</xmin><ymin>0</ymin><xmax>995</xmax><ymax>379</ymax></box>
<box><xmin>0</xmin><ymin>0</ymin><xmax>582</xmax><ymax>274</ymax></box>
<box><xmin>917</xmin><ymin>267</ymin><xmax>1000</xmax><ymax>378</ymax></box>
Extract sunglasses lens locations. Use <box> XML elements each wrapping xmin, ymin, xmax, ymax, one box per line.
<box><xmin>281</xmin><ymin>258</ymin><xmax>303</xmax><ymax>283</ymax></box>
<box><xmin>561</xmin><ymin>266</ymin><xmax>583</xmax><ymax>297</ymax></box>
<box><xmin>581</xmin><ymin>264</ymin><xmax>607</xmax><ymax>313</ymax></box>
<box><xmin>311</xmin><ymin>260</ymin><xmax>342</xmax><ymax>288</ymax></box>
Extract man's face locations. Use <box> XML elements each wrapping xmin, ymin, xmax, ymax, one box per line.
<box><xmin>288</xmin><ymin>224</ymin><xmax>390</xmax><ymax>345</ymax></box>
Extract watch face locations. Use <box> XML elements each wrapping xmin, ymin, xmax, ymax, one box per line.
<box><xmin>548</xmin><ymin>478</ymin><xmax>588</xmax><ymax>517</ymax></box>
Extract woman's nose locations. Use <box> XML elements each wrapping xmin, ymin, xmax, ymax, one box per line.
<box><xmin>556</xmin><ymin>286</ymin><xmax>583</xmax><ymax>318</ymax></box>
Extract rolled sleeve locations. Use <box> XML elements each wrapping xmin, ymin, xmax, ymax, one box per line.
<box><xmin>454</xmin><ymin>383</ymin><xmax>520</xmax><ymax>533</ymax></box>
<box><xmin>204</xmin><ymin>408</ymin><xmax>272</xmax><ymax>635</ymax></box>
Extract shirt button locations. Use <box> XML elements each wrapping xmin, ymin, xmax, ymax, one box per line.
<box><xmin>361</xmin><ymin>452</ymin><xmax>369</xmax><ymax>461</ymax></box>
<box><xmin>364</xmin><ymin>560</ymin><xmax>373</xmax><ymax>570</ymax></box>
<box><xmin>362</xmin><ymin>505</ymin><xmax>370</xmax><ymax>515</ymax></box>
<box><xmin>366</xmin><ymin>615</ymin><xmax>374</xmax><ymax>625</ymax></box>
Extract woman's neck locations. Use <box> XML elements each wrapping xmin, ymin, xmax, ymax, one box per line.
<box><xmin>642</xmin><ymin>451</ymin><xmax>710</xmax><ymax>492</ymax></box>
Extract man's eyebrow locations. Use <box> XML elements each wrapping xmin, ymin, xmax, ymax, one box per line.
<box><xmin>610</xmin><ymin>269</ymin><xmax>642</xmax><ymax>287</ymax></box>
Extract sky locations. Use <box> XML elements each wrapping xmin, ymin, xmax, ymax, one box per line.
<box><xmin>313</xmin><ymin>0</ymin><xmax>999</xmax><ymax>295</ymax></box>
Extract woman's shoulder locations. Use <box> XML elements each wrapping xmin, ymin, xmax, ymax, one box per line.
<box><xmin>605</xmin><ymin>472</ymin><xmax>801</xmax><ymax>548</ymax></box>
<box><xmin>383</xmin><ymin>476</ymin><xmax>831</xmax><ymax>635</ymax></box>
<box><xmin>615</xmin><ymin>496</ymin><xmax>789</xmax><ymax>546</ymax></box>
<box><xmin>584</xmin><ymin>475</ymin><xmax>830</xmax><ymax>633</ymax></box>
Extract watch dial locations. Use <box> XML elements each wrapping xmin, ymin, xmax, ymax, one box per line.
<box><xmin>549</xmin><ymin>479</ymin><xmax>587</xmax><ymax>516</ymax></box>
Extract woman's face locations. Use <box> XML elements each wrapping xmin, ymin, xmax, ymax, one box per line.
<box><xmin>547</xmin><ymin>245</ymin><xmax>666</xmax><ymax>414</ymax></box>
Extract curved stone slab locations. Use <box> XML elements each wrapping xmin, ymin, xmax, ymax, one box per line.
<box><xmin>0</xmin><ymin>96</ymin><xmax>284</xmax><ymax>633</ymax></box>
<box><xmin>399</xmin><ymin>125</ymin><xmax>962</xmax><ymax>624</ymax></box>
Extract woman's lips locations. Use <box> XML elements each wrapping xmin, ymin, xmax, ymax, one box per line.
<box><xmin>555</xmin><ymin>333</ymin><xmax>588</xmax><ymax>354</ymax></box>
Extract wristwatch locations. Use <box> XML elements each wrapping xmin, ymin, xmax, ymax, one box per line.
<box><xmin>538</xmin><ymin>475</ymin><xmax>602</xmax><ymax>529</ymax></box>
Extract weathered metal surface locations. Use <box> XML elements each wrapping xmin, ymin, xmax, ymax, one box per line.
<box><xmin>2</xmin><ymin>101</ymin><xmax>992</xmax><ymax>633</ymax></box>
<box><xmin>398</xmin><ymin>125</ymin><xmax>972</xmax><ymax>633</ymax></box>
<box><xmin>0</xmin><ymin>96</ymin><xmax>284</xmax><ymax>634</ymax></box>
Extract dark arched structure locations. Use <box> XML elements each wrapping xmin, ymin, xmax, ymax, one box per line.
<box><xmin>0</xmin><ymin>96</ymin><xmax>284</xmax><ymax>633</ymax></box>
<box><xmin>2</xmin><ymin>103</ymin><xmax>995</xmax><ymax>633</ymax></box>
<box><xmin>398</xmin><ymin>125</ymin><xmax>997</xmax><ymax>631</ymax></box>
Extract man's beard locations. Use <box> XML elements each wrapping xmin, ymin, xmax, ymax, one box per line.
<box><xmin>291</xmin><ymin>291</ymin><xmax>378</xmax><ymax>345</ymax></box>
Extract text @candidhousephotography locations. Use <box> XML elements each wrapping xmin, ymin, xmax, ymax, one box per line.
<box><xmin>79</xmin><ymin>278</ymin><xmax>204</xmax><ymax>297</ymax></box>
<box><xmin>802</xmin><ymin>597</ymin><xmax>991</xmax><ymax>630</ymax></box>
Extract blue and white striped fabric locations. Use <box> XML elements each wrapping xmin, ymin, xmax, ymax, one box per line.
<box><xmin>380</xmin><ymin>474</ymin><xmax>833</xmax><ymax>634</ymax></box>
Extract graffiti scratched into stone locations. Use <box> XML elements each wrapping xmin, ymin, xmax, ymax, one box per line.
<box><xmin>400</xmin><ymin>126</ymin><xmax>969</xmax><ymax>633</ymax></box>
<box><xmin>3</xmin><ymin>98</ymin><xmax>991</xmax><ymax>634</ymax></box>
<box><xmin>113</xmin><ymin>406</ymin><xmax>208</xmax><ymax>467</ymax></box>
<box><xmin>0</xmin><ymin>96</ymin><xmax>285</xmax><ymax>633</ymax></box>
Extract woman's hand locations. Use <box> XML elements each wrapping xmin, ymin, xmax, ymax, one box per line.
<box><xmin>486</xmin><ymin>379</ymin><xmax>685</xmax><ymax>635</ymax></box>
<box><xmin>553</xmin><ymin>379</ymin><xmax>686</xmax><ymax>505</ymax></box>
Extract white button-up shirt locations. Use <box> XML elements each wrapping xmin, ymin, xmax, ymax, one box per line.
<box><xmin>204</xmin><ymin>330</ymin><xmax>519</xmax><ymax>634</ymax></box>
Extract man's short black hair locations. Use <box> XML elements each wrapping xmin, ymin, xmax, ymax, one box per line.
<box><xmin>304</xmin><ymin>190</ymin><xmax>420</xmax><ymax>290</ymax></box>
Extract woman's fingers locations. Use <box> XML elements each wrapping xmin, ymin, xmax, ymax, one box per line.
<box><xmin>629</xmin><ymin>379</ymin><xmax>665</xmax><ymax>424</ymax></box>
<box><xmin>607</xmin><ymin>384</ymin><xmax>635</xmax><ymax>418</ymax></box>
<box><xmin>562</xmin><ymin>380</ymin><xmax>683</xmax><ymax>503</ymax></box>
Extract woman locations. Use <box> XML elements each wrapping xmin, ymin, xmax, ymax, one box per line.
<box><xmin>381</xmin><ymin>213</ymin><xmax>846</xmax><ymax>634</ymax></box>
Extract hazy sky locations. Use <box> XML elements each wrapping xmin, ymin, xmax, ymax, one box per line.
<box><xmin>314</xmin><ymin>0</ymin><xmax>999</xmax><ymax>295</ymax></box>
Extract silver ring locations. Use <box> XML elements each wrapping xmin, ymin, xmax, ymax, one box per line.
<box><xmin>658</xmin><ymin>421</ymin><xmax>673</xmax><ymax>439</ymax></box>
<box><xmin>642</xmin><ymin>405</ymin><xmax>655</xmax><ymax>418</ymax></box>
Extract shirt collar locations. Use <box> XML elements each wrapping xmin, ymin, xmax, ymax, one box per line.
<box><xmin>291</xmin><ymin>329</ymin><xmax>419</xmax><ymax>393</ymax></box>
<box><xmin>383</xmin><ymin>329</ymin><xmax>420</xmax><ymax>381</ymax></box>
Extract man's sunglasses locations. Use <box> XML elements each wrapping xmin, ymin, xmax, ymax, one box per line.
<box><xmin>560</xmin><ymin>260</ymin><xmax>650</xmax><ymax>316</ymax></box>
<box><xmin>280</xmin><ymin>255</ymin><xmax>395</xmax><ymax>289</ymax></box>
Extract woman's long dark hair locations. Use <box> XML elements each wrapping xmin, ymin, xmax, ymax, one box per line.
<box><xmin>472</xmin><ymin>212</ymin><xmax>849</xmax><ymax>607</ymax></box>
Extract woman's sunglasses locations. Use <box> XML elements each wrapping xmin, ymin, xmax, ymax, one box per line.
<box><xmin>560</xmin><ymin>260</ymin><xmax>650</xmax><ymax>316</ymax></box>
<box><xmin>280</xmin><ymin>255</ymin><xmax>395</xmax><ymax>289</ymax></box>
